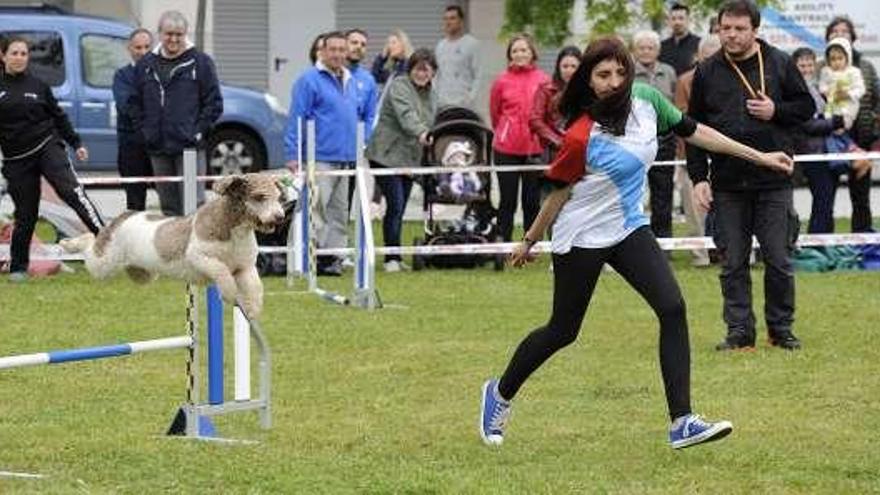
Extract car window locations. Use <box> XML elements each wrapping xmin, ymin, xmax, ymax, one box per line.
<box><xmin>81</xmin><ymin>34</ymin><xmax>128</xmax><ymax>88</ymax></box>
<box><xmin>0</xmin><ymin>30</ymin><xmax>65</xmax><ymax>86</ymax></box>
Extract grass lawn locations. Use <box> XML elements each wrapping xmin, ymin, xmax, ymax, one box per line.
<box><xmin>1</xmin><ymin>239</ymin><xmax>879</xmax><ymax>494</ymax></box>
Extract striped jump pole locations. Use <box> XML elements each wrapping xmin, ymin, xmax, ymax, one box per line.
<box><xmin>305</xmin><ymin>119</ymin><xmax>349</xmax><ymax>306</ymax></box>
<box><xmin>0</xmin><ymin>336</ymin><xmax>192</xmax><ymax>370</ymax></box>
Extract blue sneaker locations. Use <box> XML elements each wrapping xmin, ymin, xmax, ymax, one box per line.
<box><xmin>479</xmin><ymin>378</ymin><xmax>511</xmax><ymax>446</ymax></box>
<box><xmin>669</xmin><ymin>414</ymin><xmax>733</xmax><ymax>449</ymax></box>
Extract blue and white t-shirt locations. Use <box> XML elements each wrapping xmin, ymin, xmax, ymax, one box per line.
<box><xmin>546</xmin><ymin>82</ymin><xmax>694</xmax><ymax>253</ymax></box>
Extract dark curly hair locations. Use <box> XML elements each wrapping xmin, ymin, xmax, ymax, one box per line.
<box><xmin>559</xmin><ymin>36</ymin><xmax>634</xmax><ymax>136</ymax></box>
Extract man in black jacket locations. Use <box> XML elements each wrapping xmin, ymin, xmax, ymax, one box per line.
<box><xmin>113</xmin><ymin>28</ymin><xmax>153</xmax><ymax>211</ymax></box>
<box><xmin>130</xmin><ymin>10</ymin><xmax>223</xmax><ymax>216</ymax></box>
<box><xmin>660</xmin><ymin>2</ymin><xmax>701</xmax><ymax>77</ymax></box>
<box><xmin>687</xmin><ymin>0</ymin><xmax>815</xmax><ymax>351</ymax></box>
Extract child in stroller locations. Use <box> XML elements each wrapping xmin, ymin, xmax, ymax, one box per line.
<box><xmin>413</xmin><ymin>106</ymin><xmax>504</xmax><ymax>271</ymax></box>
<box><xmin>436</xmin><ymin>140</ymin><xmax>483</xmax><ymax>202</ymax></box>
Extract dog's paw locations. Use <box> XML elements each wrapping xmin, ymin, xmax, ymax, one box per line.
<box><xmin>59</xmin><ymin>234</ymin><xmax>94</xmax><ymax>253</ymax></box>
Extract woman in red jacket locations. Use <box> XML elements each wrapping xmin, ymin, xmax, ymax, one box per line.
<box><xmin>490</xmin><ymin>34</ymin><xmax>550</xmax><ymax>242</ymax></box>
<box><xmin>529</xmin><ymin>45</ymin><xmax>581</xmax><ymax>161</ymax></box>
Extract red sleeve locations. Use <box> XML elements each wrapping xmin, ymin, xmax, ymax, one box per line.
<box><xmin>544</xmin><ymin>114</ymin><xmax>593</xmax><ymax>186</ymax></box>
<box><xmin>529</xmin><ymin>83</ymin><xmax>563</xmax><ymax>147</ymax></box>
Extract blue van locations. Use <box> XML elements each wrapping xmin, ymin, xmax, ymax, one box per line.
<box><xmin>0</xmin><ymin>6</ymin><xmax>287</xmax><ymax>174</ymax></box>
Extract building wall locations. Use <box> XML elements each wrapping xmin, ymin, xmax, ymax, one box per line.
<box><xmin>469</xmin><ymin>0</ymin><xmax>507</xmax><ymax>120</ymax></box>
<box><xmin>269</xmin><ymin>0</ymin><xmax>335</xmax><ymax>107</ymax></box>
<box><xmin>71</xmin><ymin>0</ymin><xmax>133</xmax><ymax>21</ymax></box>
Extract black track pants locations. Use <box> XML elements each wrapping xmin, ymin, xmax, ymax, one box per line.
<box><xmin>2</xmin><ymin>140</ymin><xmax>104</xmax><ymax>273</ymax></box>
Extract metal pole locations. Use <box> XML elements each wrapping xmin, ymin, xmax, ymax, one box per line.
<box><xmin>207</xmin><ymin>286</ymin><xmax>224</xmax><ymax>405</ymax></box>
<box><xmin>184</xmin><ymin>283</ymin><xmax>200</xmax><ymax>437</ymax></box>
<box><xmin>183</xmin><ymin>149</ymin><xmax>198</xmax><ymax>217</ymax></box>
<box><xmin>353</xmin><ymin>122</ymin><xmax>381</xmax><ymax>310</ymax></box>
<box><xmin>286</xmin><ymin>117</ymin><xmax>304</xmax><ymax>288</ymax></box>
<box><xmin>182</xmin><ymin>150</ymin><xmax>201</xmax><ymax>437</ymax></box>
<box><xmin>233</xmin><ymin>306</ymin><xmax>251</xmax><ymax>401</ymax></box>
<box><xmin>306</xmin><ymin>120</ymin><xmax>318</xmax><ymax>293</ymax></box>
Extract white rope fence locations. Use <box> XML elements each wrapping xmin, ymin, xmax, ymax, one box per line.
<box><xmin>5</xmin><ymin>233</ymin><xmax>880</xmax><ymax>262</ymax></box>
<box><xmin>3</xmin><ymin>148</ymin><xmax>879</xmax><ymax>263</ymax></box>
<box><xmin>72</xmin><ymin>151</ymin><xmax>880</xmax><ymax>184</ymax></box>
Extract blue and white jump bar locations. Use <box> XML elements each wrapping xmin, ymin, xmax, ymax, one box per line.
<box><xmin>0</xmin><ymin>336</ymin><xmax>193</xmax><ymax>370</ymax></box>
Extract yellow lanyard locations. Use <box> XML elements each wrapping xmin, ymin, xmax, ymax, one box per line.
<box><xmin>725</xmin><ymin>45</ymin><xmax>765</xmax><ymax>99</ymax></box>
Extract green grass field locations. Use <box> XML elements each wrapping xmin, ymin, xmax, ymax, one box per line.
<box><xmin>1</xmin><ymin>242</ymin><xmax>879</xmax><ymax>494</ymax></box>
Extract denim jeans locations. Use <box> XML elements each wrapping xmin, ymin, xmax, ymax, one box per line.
<box><xmin>713</xmin><ymin>188</ymin><xmax>798</xmax><ymax>337</ymax></box>
<box><xmin>802</xmin><ymin>162</ymin><xmax>841</xmax><ymax>234</ymax></box>
<box><xmin>375</xmin><ymin>172</ymin><xmax>413</xmax><ymax>262</ymax></box>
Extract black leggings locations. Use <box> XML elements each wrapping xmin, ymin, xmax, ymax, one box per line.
<box><xmin>495</xmin><ymin>152</ymin><xmax>542</xmax><ymax>242</ymax></box>
<box><xmin>497</xmin><ymin>227</ymin><xmax>692</xmax><ymax>420</ymax></box>
<box><xmin>2</xmin><ymin>139</ymin><xmax>104</xmax><ymax>273</ymax></box>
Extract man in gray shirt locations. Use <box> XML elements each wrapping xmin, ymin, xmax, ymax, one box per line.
<box><xmin>435</xmin><ymin>5</ymin><xmax>481</xmax><ymax>109</ymax></box>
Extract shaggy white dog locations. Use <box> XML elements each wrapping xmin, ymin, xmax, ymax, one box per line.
<box><xmin>61</xmin><ymin>173</ymin><xmax>287</xmax><ymax>320</ymax></box>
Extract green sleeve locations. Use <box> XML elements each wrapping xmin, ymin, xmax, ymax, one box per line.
<box><xmin>632</xmin><ymin>81</ymin><xmax>683</xmax><ymax>134</ymax></box>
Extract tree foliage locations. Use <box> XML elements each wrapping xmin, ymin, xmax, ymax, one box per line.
<box><xmin>500</xmin><ymin>0</ymin><xmax>576</xmax><ymax>46</ymax></box>
<box><xmin>502</xmin><ymin>0</ymin><xmax>779</xmax><ymax>46</ymax></box>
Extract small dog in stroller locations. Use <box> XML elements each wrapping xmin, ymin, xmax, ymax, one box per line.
<box><xmin>413</xmin><ymin>106</ymin><xmax>505</xmax><ymax>271</ymax></box>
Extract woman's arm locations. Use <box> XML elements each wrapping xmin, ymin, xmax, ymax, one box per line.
<box><xmin>684</xmin><ymin>122</ymin><xmax>794</xmax><ymax>174</ymax></box>
<box><xmin>510</xmin><ymin>185</ymin><xmax>571</xmax><ymax>267</ymax></box>
<box><xmin>529</xmin><ymin>84</ymin><xmax>563</xmax><ymax>147</ymax></box>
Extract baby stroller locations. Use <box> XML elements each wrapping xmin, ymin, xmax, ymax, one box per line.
<box><xmin>412</xmin><ymin>106</ymin><xmax>504</xmax><ymax>271</ymax></box>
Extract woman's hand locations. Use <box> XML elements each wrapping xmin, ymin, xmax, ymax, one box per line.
<box><xmin>75</xmin><ymin>147</ymin><xmax>89</xmax><ymax>162</ymax></box>
<box><xmin>509</xmin><ymin>239</ymin><xmax>537</xmax><ymax>268</ymax></box>
<box><xmin>758</xmin><ymin>151</ymin><xmax>794</xmax><ymax>175</ymax></box>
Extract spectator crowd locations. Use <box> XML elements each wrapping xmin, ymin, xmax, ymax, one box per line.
<box><xmin>1</xmin><ymin>3</ymin><xmax>877</xmax><ymax>306</ymax></box>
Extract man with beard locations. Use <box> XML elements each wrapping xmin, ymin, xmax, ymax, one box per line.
<box><xmin>687</xmin><ymin>0</ymin><xmax>814</xmax><ymax>351</ymax></box>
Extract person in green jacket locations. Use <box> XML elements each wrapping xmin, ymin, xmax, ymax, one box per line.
<box><xmin>365</xmin><ymin>48</ymin><xmax>437</xmax><ymax>272</ymax></box>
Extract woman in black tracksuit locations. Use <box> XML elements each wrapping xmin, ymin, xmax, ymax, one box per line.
<box><xmin>0</xmin><ymin>36</ymin><xmax>104</xmax><ymax>280</ymax></box>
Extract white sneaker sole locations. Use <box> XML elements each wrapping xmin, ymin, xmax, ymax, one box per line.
<box><xmin>671</xmin><ymin>420</ymin><xmax>733</xmax><ymax>449</ymax></box>
<box><xmin>479</xmin><ymin>381</ymin><xmax>504</xmax><ymax>446</ymax></box>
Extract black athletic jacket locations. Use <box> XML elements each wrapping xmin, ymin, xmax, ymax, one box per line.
<box><xmin>0</xmin><ymin>70</ymin><xmax>80</xmax><ymax>159</ymax></box>
<box><xmin>687</xmin><ymin>39</ymin><xmax>815</xmax><ymax>191</ymax></box>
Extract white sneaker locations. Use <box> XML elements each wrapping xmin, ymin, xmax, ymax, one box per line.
<box><xmin>384</xmin><ymin>260</ymin><xmax>402</xmax><ymax>272</ymax></box>
<box><xmin>341</xmin><ymin>256</ymin><xmax>355</xmax><ymax>269</ymax></box>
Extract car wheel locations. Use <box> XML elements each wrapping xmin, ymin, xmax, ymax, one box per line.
<box><xmin>207</xmin><ymin>128</ymin><xmax>265</xmax><ymax>175</ymax></box>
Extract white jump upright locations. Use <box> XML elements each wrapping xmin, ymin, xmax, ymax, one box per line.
<box><xmin>352</xmin><ymin>121</ymin><xmax>381</xmax><ymax>309</ymax></box>
<box><xmin>302</xmin><ymin>119</ymin><xmax>351</xmax><ymax>305</ymax></box>
<box><xmin>287</xmin><ymin>117</ymin><xmax>307</xmax><ymax>289</ymax></box>
<box><xmin>233</xmin><ymin>306</ymin><xmax>251</xmax><ymax>401</ymax></box>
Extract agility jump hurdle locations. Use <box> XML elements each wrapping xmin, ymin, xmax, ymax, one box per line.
<box><xmin>0</xmin><ymin>150</ymin><xmax>271</xmax><ymax>442</ymax></box>
<box><xmin>286</xmin><ymin>120</ymin><xmax>381</xmax><ymax>309</ymax></box>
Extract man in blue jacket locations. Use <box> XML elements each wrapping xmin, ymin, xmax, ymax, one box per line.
<box><xmin>113</xmin><ymin>27</ymin><xmax>153</xmax><ymax>211</ymax></box>
<box><xmin>130</xmin><ymin>10</ymin><xmax>223</xmax><ymax>216</ymax></box>
<box><xmin>284</xmin><ymin>31</ymin><xmax>362</xmax><ymax>276</ymax></box>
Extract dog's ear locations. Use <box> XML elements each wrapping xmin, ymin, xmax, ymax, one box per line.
<box><xmin>213</xmin><ymin>176</ymin><xmax>247</xmax><ymax>198</ymax></box>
